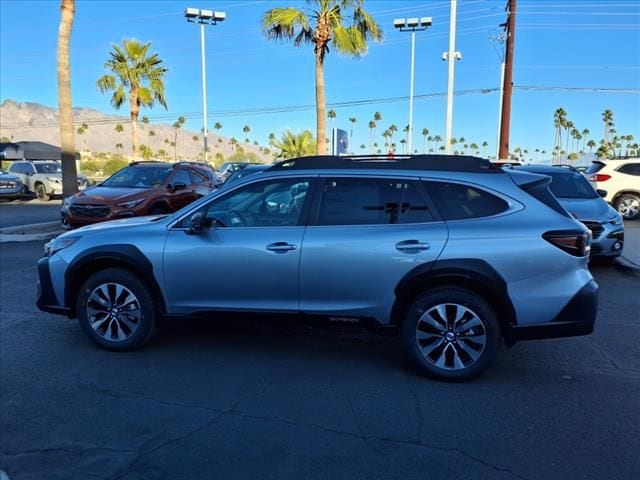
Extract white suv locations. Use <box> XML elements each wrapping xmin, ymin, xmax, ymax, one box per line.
<box><xmin>587</xmin><ymin>158</ymin><xmax>640</xmax><ymax>220</ymax></box>
<box><xmin>9</xmin><ymin>160</ymin><xmax>88</xmax><ymax>201</ymax></box>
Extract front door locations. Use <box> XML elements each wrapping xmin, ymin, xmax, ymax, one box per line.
<box><xmin>163</xmin><ymin>176</ymin><xmax>315</xmax><ymax>314</ymax></box>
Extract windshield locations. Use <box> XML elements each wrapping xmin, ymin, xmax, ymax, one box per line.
<box><xmin>101</xmin><ymin>165</ymin><xmax>172</xmax><ymax>188</ymax></box>
<box><xmin>34</xmin><ymin>163</ymin><xmax>62</xmax><ymax>174</ymax></box>
<box><xmin>547</xmin><ymin>172</ymin><xmax>598</xmax><ymax>199</ymax></box>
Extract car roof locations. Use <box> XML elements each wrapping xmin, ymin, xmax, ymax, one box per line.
<box><xmin>515</xmin><ymin>164</ymin><xmax>580</xmax><ymax>175</ymax></box>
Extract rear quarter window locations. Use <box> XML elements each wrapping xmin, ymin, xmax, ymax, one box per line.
<box><xmin>424</xmin><ymin>181</ymin><xmax>509</xmax><ymax>220</ymax></box>
<box><xmin>617</xmin><ymin>163</ymin><xmax>640</xmax><ymax>176</ymax></box>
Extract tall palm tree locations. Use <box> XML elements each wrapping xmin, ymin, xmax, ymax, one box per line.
<box><xmin>368</xmin><ymin>120</ymin><xmax>376</xmax><ymax>153</ymax></box>
<box><xmin>348</xmin><ymin>116</ymin><xmax>357</xmax><ymax>152</ymax></box>
<box><xmin>243</xmin><ymin>125</ymin><xmax>251</xmax><ymax>142</ymax></box>
<box><xmin>400</xmin><ymin>138</ymin><xmax>407</xmax><ymax>154</ymax></box>
<box><xmin>77</xmin><ymin>122</ymin><xmax>88</xmax><ymax>151</ymax></box>
<box><xmin>57</xmin><ymin>0</ymin><xmax>77</xmax><ymax>196</ymax></box>
<box><xmin>553</xmin><ymin>108</ymin><xmax>567</xmax><ymax>162</ymax></box>
<box><xmin>602</xmin><ymin>109</ymin><xmax>614</xmax><ymax>143</ymax></box>
<box><xmin>581</xmin><ymin>128</ymin><xmax>590</xmax><ymax>152</ymax></box>
<box><xmin>272</xmin><ymin>130</ymin><xmax>316</xmax><ymax>159</ymax></box>
<box><xmin>586</xmin><ymin>139</ymin><xmax>596</xmax><ymax>153</ymax></box>
<box><xmin>434</xmin><ymin>134</ymin><xmax>442</xmax><ymax>151</ymax></box>
<box><xmin>382</xmin><ymin>129</ymin><xmax>391</xmax><ymax>151</ymax></box>
<box><xmin>482</xmin><ymin>141</ymin><xmax>488</xmax><ymax>157</ymax></box>
<box><xmin>172</xmin><ymin>116</ymin><xmax>185</xmax><ymax>160</ymax></box>
<box><xmin>327</xmin><ymin>109</ymin><xmax>336</xmax><ymax>136</ymax></box>
<box><xmin>213</xmin><ymin>122</ymin><xmax>222</xmax><ymax>136</ymax></box>
<box><xmin>263</xmin><ymin>1</ymin><xmax>382</xmax><ymax>154</ymax></box>
<box><xmin>421</xmin><ymin>128</ymin><xmax>429</xmax><ymax>153</ymax></box>
<box><xmin>268</xmin><ymin>132</ymin><xmax>277</xmax><ymax>146</ymax></box>
<box><xmin>470</xmin><ymin>142</ymin><xmax>479</xmax><ymax>155</ymax></box>
<box><xmin>389</xmin><ymin>124</ymin><xmax>398</xmax><ymax>144</ymax></box>
<box><xmin>96</xmin><ymin>39</ymin><xmax>168</xmax><ymax>158</ymax></box>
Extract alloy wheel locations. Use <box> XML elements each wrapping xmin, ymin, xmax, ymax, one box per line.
<box><xmin>86</xmin><ymin>283</ymin><xmax>141</xmax><ymax>341</ymax></box>
<box><xmin>415</xmin><ymin>303</ymin><xmax>487</xmax><ymax>370</ymax></box>
<box><xmin>618</xmin><ymin>196</ymin><xmax>640</xmax><ymax>219</ymax></box>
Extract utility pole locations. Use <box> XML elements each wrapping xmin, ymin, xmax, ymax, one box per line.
<box><xmin>444</xmin><ymin>0</ymin><xmax>460</xmax><ymax>154</ymax></box>
<box><xmin>498</xmin><ymin>0</ymin><xmax>516</xmax><ymax>160</ymax></box>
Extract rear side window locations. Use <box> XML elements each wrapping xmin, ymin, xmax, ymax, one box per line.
<box><xmin>618</xmin><ymin>163</ymin><xmax>640</xmax><ymax>176</ymax></box>
<box><xmin>586</xmin><ymin>162</ymin><xmax>605</xmax><ymax>175</ymax></box>
<box><xmin>317</xmin><ymin>178</ymin><xmax>434</xmax><ymax>226</ymax></box>
<box><xmin>171</xmin><ymin>169</ymin><xmax>192</xmax><ymax>186</ymax></box>
<box><xmin>424</xmin><ymin>181</ymin><xmax>509</xmax><ymax>220</ymax></box>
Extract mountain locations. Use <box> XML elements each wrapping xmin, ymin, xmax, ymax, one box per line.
<box><xmin>0</xmin><ymin>99</ymin><xmax>269</xmax><ymax>161</ymax></box>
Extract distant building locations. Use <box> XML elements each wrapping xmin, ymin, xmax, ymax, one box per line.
<box><xmin>0</xmin><ymin>141</ymin><xmax>79</xmax><ymax>166</ymax></box>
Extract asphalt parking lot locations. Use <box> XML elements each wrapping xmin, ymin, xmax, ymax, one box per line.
<box><xmin>0</xmin><ymin>240</ymin><xmax>638</xmax><ymax>480</ymax></box>
<box><xmin>0</xmin><ymin>197</ymin><xmax>62</xmax><ymax>229</ymax></box>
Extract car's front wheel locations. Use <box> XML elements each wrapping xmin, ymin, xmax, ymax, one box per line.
<box><xmin>615</xmin><ymin>193</ymin><xmax>640</xmax><ymax>220</ymax></box>
<box><xmin>401</xmin><ymin>287</ymin><xmax>501</xmax><ymax>381</ymax></box>
<box><xmin>77</xmin><ymin>268</ymin><xmax>156</xmax><ymax>351</ymax></box>
<box><xmin>36</xmin><ymin>184</ymin><xmax>50</xmax><ymax>202</ymax></box>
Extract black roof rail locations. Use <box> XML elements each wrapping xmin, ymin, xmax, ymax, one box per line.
<box><xmin>129</xmin><ymin>160</ymin><xmax>170</xmax><ymax>166</ymax></box>
<box><xmin>268</xmin><ymin>154</ymin><xmax>501</xmax><ymax>173</ymax></box>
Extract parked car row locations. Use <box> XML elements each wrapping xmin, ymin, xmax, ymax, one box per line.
<box><xmin>8</xmin><ymin>160</ymin><xmax>89</xmax><ymax>201</ymax></box>
<box><xmin>38</xmin><ymin>154</ymin><xmax>599</xmax><ymax>381</ymax></box>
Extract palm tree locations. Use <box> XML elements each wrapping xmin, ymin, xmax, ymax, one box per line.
<box><xmin>602</xmin><ymin>109</ymin><xmax>614</xmax><ymax>143</ymax></box>
<box><xmin>230</xmin><ymin>137</ymin><xmax>239</xmax><ymax>151</ymax></box>
<box><xmin>76</xmin><ymin>122</ymin><xmax>89</xmax><ymax>151</ymax></box>
<box><xmin>581</xmin><ymin>128</ymin><xmax>590</xmax><ymax>152</ymax></box>
<box><xmin>450</xmin><ymin>137</ymin><xmax>457</xmax><ymax>151</ymax></box>
<box><xmin>360</xmin><ymin>144</ymin><xmax>366</xmax><ymax>151</ymax></box>
<box><xmin>470</xmin><ymin>142</ymin><xmax>479</xmax><ymax>155</ymax></box>
<box><xmin>272</xmin><ymin>130</ymin><xmax>316</xmax><ymax>159</ymax></box>
<box><xmin>368</xmin><ymin>120</ymin><xmax>376</xmax><ymax>153</ymax></box>
<box><xmin>213</xmin><ymin>122</ymin><xmax>222</xmax><ymax>136</ymax></box>
<box><xmin>400</xmin><ymin>138</ymin><xmax>407</xmax><ymax>154</ymax></box>
<box><xmin>373</xmin><ymin>111</ymin><xmax>382</xmax><ymax>145</ymax></box>
<box><xmin>139</xmin><ymin>144</ymin><xmax>153</xmax><ymax>160</ymax></box>
<box><xmin>553</xmin><ymin>108</ymin><xmax>567</xmax><ymax>162</ymax></box>
<box><xmin>96</xmin><ymin>39</ymin><xmax>168</xmax><ymax>158</ymax></box>
<box><xmin>327</xmin><ymin>109</ymin><xmax>337</xmax><ymax>136</ymax></box>
<box><xmin>141</xmin><ymin>116</ymin><xmax>150</xmax><ymax>124</ymax></box>
<box><xmin>57</xmin><ymin>0</ymin><xmax>78</xmax><ymax>196</ymax></box>
<box><xmin>263</xmin><ymin>1</ymin><xmax>382</xmax><ymax>154</ymax></box>
<box><xmin>482</xmin><ymin>141</ymin><xmax>488</xmax><ymax>157</ymax></box>
<box><xmin>243</xmin><ymin>124</ymin><xmax>251</xmax><ymax>142</ymax></box>
<box><xmin>268</xmin><ymin>132</ymin><xmax>277</xmax><ymax>146</ymax></box>
<box><xmin>389</xmin><ymin>124</ymin><xmax>398</xmax><ymax>144</ymax></box>
<box><xmin>434</xmin><ymin>135</ymin><xmax>442</xmax><ymax>151</ymax></box>
<box><xmin>587</xmin><ymin>139</ymin><xmax>597</xmax><ymax>153</ymax></box>
<box><xmin>382</xmin><ymin>129</ymin><xmax>391</xmax><ymax>151</ymax></box>
<box><xmin>348</xmin><ymin>117</ymin><xmax>357</xmax><ymax>152</ymax></box>
<box><xmin>172</xmin><ymin>116</ymin><xmax>185</xmax><ymax>160</ymax></box>
<box><xmin>421</xmin><ymin>128</ymin><xmax>429</xmax><ymax>153</ymax></box>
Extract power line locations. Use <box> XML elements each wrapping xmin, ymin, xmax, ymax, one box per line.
<box><xmin>2</xmin><ymin>85</ymin><xmax>638</xmax><ymax>130</ymax></box>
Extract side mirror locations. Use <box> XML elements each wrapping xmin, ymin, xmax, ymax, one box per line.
<box><xmin>597</xmin><ymin>189</ymin><xmax>607</xmax><ymax>198</ymax></box>
<box><xmin>169</xmin><ymin>182</ymin><xmax>187</xmax><ymax>191</ymax></box>
<box><xmin>188</xmin><ymin>212</ymin><xmax>204</xmax><ymax>234</ymax></box>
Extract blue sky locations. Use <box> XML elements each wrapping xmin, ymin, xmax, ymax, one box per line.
<box><xmin>1</xmin><ymin>0</ymin><xmax>639</xmax><ymax>158</ymax></box>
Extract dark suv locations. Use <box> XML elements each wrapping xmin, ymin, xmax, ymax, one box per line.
<box><xmin>61</xmin><ymin>161</ymin><xmax>218</xmax><ymax>228</ymax></box>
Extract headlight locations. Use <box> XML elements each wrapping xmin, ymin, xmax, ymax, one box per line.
<box><xmin>63</xmin><ymin>196</ymin><xmax>72</xmax><ymax>207</ymax></box>
<box><xmin>117</xmin><ymin>199</ymin><xmax>144</xmax><ymax>209</ymax></box>
<box><xmin>44</xmin><ymin>237</ymin><xmax>79</xmax><ymax>257</ymax></box>
<box><xmin>47</xmin><ymin>177</ymin><xmax>61</xmax><ymax>183</ymax></box>
<box><xmin>607</xmin><ymin>214</ymin><xmax>623</xmax><ymax>226</ymax></box>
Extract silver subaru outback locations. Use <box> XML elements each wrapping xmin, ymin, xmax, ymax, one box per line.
<box><xmin>37</xmin><ymin>155</ymin><xmax>598</xmax><ymax>381</ymax></box>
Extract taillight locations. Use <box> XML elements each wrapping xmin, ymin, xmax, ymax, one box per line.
<box><xmin>543</xmin><ymin>230</ymin><xmax>592</xmax><ymax>257</ymax></box>
<box><xmin>589</xmin><ymin>174</ymin><xmax>611</xmax><ymax>182</ymax></box>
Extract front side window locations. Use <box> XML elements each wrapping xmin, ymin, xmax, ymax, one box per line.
<box><xmin>424</xmin><ymin>181</ymin><xmax>509</xmax><ymax>220</ymax></box>
<box><xmin>101</xmin><ymin>166</ymin><xmax>172</xmax><ymax>188</ymax></box>
<box><xmin>171</xmin><ymin>169</ymin><xmax>192</xmax><ymax>186</ymax></box>
<box><xmin>185</xmin><ymin>178</ymin><xmax>312</xmax><ymax>228</ymax></box>
<box><xmin>317</xmin><ymin>178</ymin><xmax>433</xmax><ymax>226</ymax></box>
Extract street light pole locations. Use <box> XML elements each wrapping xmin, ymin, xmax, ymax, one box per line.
<box><xmin>444</xmin><ymin>0</ymin><xmax>460</xmax><ymax>154</ymax></box>
<box><xmin>200</xmin><ymin>23</ymin><xmax>208</xmax><ymax>162</ymax></box>
<box><xmin>408</xmin><ymin>30</ymin><xmax>416</xmax><ymax>154</ymax></box>
<box><xmin>394</xmin><ymin>17</ymin><xmax>432</xmax><ymax>156</ymax></box>
<box><xmin>185</xmin><ymin>8</ymin><xmax>226</xmax><ymax>163</ymax></box>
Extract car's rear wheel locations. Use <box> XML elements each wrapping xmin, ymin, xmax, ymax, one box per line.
<box><xmin>77</xmin><ymin>268</ymin><xmax>156</xmax><ymax>351</ymax></box>
<box><xmin>401</xmin><ymin>287</ymin><xmax>501</xmax><ymax>381</ymax></box>
<box><xmin>36</xmin><ymin>184</ymin><xmax>50</xmax><ymax>202</ymax></box>
<box><xmin>615</xmin><ymin>194</ymin><xmax>640</xmax><ymax>220</ymax></box>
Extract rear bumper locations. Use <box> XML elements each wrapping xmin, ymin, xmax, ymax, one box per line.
<box><xmin>505</xmin><ymin>279</ymin><xmax>598</xmax><ymax>345</ymax></box>
<box><xmin>36</xmin><ymin>257</ymin><xmax>72</xmax><ymax>316</ymax></box>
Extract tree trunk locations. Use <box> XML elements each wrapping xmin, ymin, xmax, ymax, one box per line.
<box><xmin>315</xmin><ymin>50</ymin><xmax>327</xmax><ymax>155</ymax></box>
<box><xmin>57</xmin><ymin>0</ymin><xmax>77</xmax><ymax>197</ymax></box>
<box><xmin>130</xmin><ymin>87</ymin><xmax>139</xmax><ymax>159</ymax></box>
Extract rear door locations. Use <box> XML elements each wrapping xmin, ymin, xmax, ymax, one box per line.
<box><xmin>298</xmin><ymin>176</ymin><xmax>448</xmax><ymax>322</ymax></box>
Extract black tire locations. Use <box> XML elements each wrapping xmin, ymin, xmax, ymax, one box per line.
<box><xmin>77</xmin><ymin>268</ymin><xmax>157</xmax><ymax>351</ymax></box>
<box><xmin>614</xmin><ymin>193</ymin><xmax>640</xmax><ymax>220</ymax></box>
<box><xmin>400</xmin><ymin>287</ymin><xmax>501</xmax><ymax>382</ymax></box>
<box><xmin>36</xmin><ymin>183</ymin><xmax>50</xmax><ymax>202</ymax></box>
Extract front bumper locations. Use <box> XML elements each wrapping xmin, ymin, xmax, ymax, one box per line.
<box><xmin>36</xmin><ymin>256</ymin><xmax>71</xmax><ymax>316</ymax></box>
<box><xmin>61</xmin><ymin>204</ymin><xmax>138</xmax><ymax>228</ymax></box>
<box><xmin>505</xmin><ymin>279</ymin><xmax>598</xmax><ymax>345</ymax></box>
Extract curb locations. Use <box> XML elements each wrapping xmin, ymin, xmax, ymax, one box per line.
<box><xmin>0</xmin><ymin>221</ymin><xmax>63</xmax><ymax>243</ymax></box>
<box><xmin>616</xmin><ymin>255</ymin><xmax>640</xmax><ymax>273</ymax></box>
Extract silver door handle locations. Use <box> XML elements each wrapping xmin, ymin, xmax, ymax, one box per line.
<box><xmin>266</xmin><ymin>242</ymin><xmax>297</xmax><ymax>252</ymax></box>
<box><xmin>395</xmin><ymin>240</ymin><xmax>430</xmax><ymax>251</ymax></box>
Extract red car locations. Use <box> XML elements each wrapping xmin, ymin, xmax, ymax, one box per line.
<box><xmin>62</xmin><ymin>161</ymin><xmax>218</xmax><ymax>228</ymax></box>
